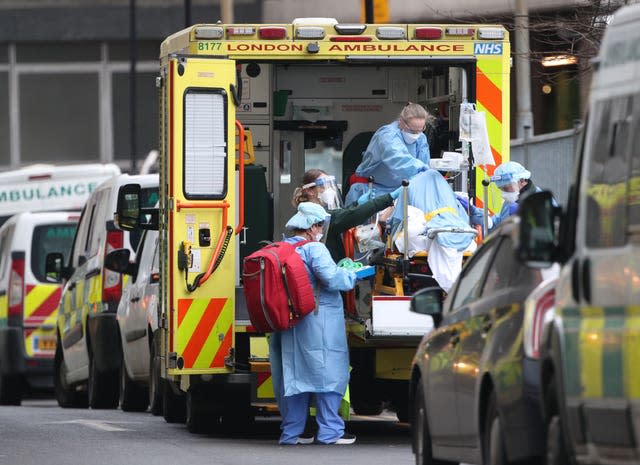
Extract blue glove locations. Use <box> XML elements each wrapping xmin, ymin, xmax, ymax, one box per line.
<box><xmin>357</xmin><ymin>189</ymin><xmax>376</xmax><ymax>206</ymax></box>
<box><xmin>456</xmin><ymin>195</ymin><xmax>469</xmax><ymax>210</ymax></box>
<box><xmin>390</xmin><ymin>187</ymin><xmax>403</xmax><ymax>200</ymax></box>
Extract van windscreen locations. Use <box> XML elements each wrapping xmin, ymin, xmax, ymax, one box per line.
<box><xmin>31</xmin><ymin>223</ymin><xmax>78</xmax><ymax>282</ymax></box>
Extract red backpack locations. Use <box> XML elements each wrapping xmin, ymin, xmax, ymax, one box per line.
<box><xmin>242</xmin><ymin>241</ymin><xmax>316</xmax><ymax>332</ymax></box>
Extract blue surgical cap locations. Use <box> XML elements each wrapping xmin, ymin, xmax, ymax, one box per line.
<box><xmin>285</xmin><ymin>202</ymin><xmax>328</xmax><ymax>230</ymax></box>
<box><xmin>492</xmin><ymin>161</ymin><xmax>531</xmax><ymax>188</ymax></box>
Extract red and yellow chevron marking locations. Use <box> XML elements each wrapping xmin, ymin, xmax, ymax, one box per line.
<box><xmin>176</xmin><ymin>297</ymin><xmax>234</xmax><ymax>371</ymax></box>
<box><xmin>24</xmin><ymin>284</ymin><xmax>60</xmax><ymax>357</ymax></box>
<box><xmin>475</xmin><ymin>54</ymin><xmax>510</xmax><ymax>215</ymax></box>
<box><xmin>256</xmin><ymin>371</ymin><xmax>274</xmax><ymax>400</ymax></box>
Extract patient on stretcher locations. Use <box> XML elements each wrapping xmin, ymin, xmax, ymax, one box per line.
<box><xmin>390</xmin><ymin>170</ymin><xmax>477</xmax><ymax>292</ymax></box>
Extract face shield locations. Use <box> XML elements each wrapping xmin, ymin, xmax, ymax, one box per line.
<box><xmin>491</xmin><ymin>173</ymin><xmax>520</xmax><ymax>203</ymax></box>
<box><xmin>303</xmin><ymin>175</ymin><xmax>343</xmax><ymax>210</ymax></box>
<box><xmin>311</xmin><ymin>215</ymin><xmax>332</xmax><ymax>244</ymax></box>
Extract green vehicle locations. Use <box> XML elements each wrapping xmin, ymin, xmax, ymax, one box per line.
<box><xmin>517</xmin><ymin>4</ymin><xmax>640</xmax><ymax>464</ymax></box>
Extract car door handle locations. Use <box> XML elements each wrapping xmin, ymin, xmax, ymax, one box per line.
<box><xmin>449</xmin><ymin>330</ymin><xmax>460</xmax><ymax>346</ymax></box>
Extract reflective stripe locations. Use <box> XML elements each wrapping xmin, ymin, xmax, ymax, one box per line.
<box><xmin>624</xmin><ymin>306</ymin><xmax>640</xmax><ymax>398</ymax></box>
<box><xmin>579</xmin><ymin>307</ymin><xmax>604</xmax><ymax>398</ymax></box>
<box><xmin>424</xmin><ymin>206</ymin><xmax>456</xmax><ymax>222</ymax></box>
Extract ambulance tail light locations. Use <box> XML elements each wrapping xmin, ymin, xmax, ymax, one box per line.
<box><xmin>330</xmin><ymin>36</ymin><xmax>372</xmax><ymax>42</ymax></box>
<box><xmin>478</xmin><ymin>28</ymin><xmax>505</xmax><ymax>40</ymax></box>
<box><xmin>295</xmin><ymin>27</ymin><xmax>325</xmax><ymax>39</ymax></box>
<box><xmin>259</xmin><ymin>27</ymin><xmax>287</xmax><ymax>40</ymax></box>
<box><xmin>102</xmin><ymin>229</ymin><xmax>124</xmax><ymax>305</ymax></box>
<box><xmin>376</xmin><ymin>27</ymin><xmax>406</xmax><ymax>40</ymax></box>
<box><xmin>523</xmin><ymin>286</ymin><xmax>555</xmax><ymax>359</ymax></box>
<box><xmin>194</xmin><ymin>26</ymin><xmax>224</xmax><ymax>40</ymax></box>
<box><xmin>446</xmin><ymin>27</ymin><xmax>475</xmax><ymax>37</ymax></box>
<box><xmin>415</xmin><ymin>27</ymin><xmax>442</xmax><ymax>40</ymax></box>
<box><xmin>334</xmin><ymin>24</ymin><xmax>366</xmax><ymax>35</ymax></box>
<box><xmin>8</xmin><ymin>253</ymin><xmax>25</xmax><ymax>326</ymax></box>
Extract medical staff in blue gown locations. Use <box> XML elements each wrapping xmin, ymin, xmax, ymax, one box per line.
<box><xmin>344</xmin><ymin>103</ymin><xmax>431</xmax><ymax>206</ymax></box>
<box><xmin>269</xmin><ymin>202</ymin><xmax>357</xmax><ymax>445</ymax></box>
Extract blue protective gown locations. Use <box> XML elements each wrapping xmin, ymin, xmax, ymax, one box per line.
<box><xmin>345</xmin><ymin>121</ymin><xmax>430</xmax><ymax>205</ymax></box>
<box><xmin>269</xmin><ymin>236</ymin><xmax>356</xmax><ymax>444</ymax></box>
<box><xmin>391</xmin><ymin>170</ymin><xmax>475</xmax><ymax>251</ymax></box>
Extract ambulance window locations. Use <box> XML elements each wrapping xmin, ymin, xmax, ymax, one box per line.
<box><xmin>183</xmin><ymin>90</ymin><xmax>227</xmax><ymax>199</ymax></box>
<box><xmin>627</xmin><ymin>95</ymin><xmax>640</xmax><ymax>236</ymax></box>
<box><xmin>0</xmin><ymin>226</ymin><xmax>13</xmax><ymax>281</ymax></box>
<box><xmin>31</xmin><ymin>223</ymin><xmax>78</xmax><ymax>282</ymax></box>
<box><xmin>584</xmin><ymin>95</ymin><xmax>631</xmax><ymax>248</ymax></box>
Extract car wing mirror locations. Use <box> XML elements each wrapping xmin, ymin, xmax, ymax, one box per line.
<box><xmin>45</xmin><ymin>252</ymin><xmax>64</xmax><ymax>283</ymax></box>
<box><xmin>116</xmin><ymin>183</ymin><xmax>141</xmax><ymax>231</ymax></box>
<box><xmin>517</xmin><ymin>191</ymin><xmax>561</xmax><ymax>267</ymax></box>
<box><xmin>104</xmin><ymin>248</ymin><xmax>133</xmax><ymax>275</ymax></box>
<box><xmin>410</xmin><ymin>286</ymin><xmax>444</xmax><ymax>316</ymax></box>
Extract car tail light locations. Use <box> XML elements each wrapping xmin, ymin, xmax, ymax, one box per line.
<box><xmin>524</xmin><ymin>287</ymin><xmax>555</xmax><ymax>359</ymax></box>
<box><xmin>8</xmin><ymin>252</ymin><xmax>25</xmax><ymax>326</ymax></box>
<box><xmin>103</xmin><ymin>230</ymin><xmax>123</xmax><ymax>304</ymax></box>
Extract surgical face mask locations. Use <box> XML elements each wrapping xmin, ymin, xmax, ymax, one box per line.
<box><xmin>402</xmin><ymin>130</ymin><xmax>421</xmax><ymax>145</ymax></box>
<box><xmin>501</xmin><ymin>190</ymin><xmax>519</xmax><ymax>203</ymax></box>
<box><xmin>319</xmin><ymin>187</ymin><xmax>340</xmax><ymax>209</ymax></box>
<box><xmin>315</xmin><ymin>233</ymin><xmax>324</xmax><ymax>242</ymax></box>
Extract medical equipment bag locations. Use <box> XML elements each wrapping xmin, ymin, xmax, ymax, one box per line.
<box><xmin>242</xmin><ymin>240</ymin><xmax>316</xmax><ymax>332</ymax></box>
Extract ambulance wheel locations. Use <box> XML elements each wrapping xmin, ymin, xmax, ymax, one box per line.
<box><xmin>0</xmin><ymin>372</ymin><xmax>21</xmax><ymax>406</ymax></box>
<box><xmin>119</xmin><ymin>354</ymin><xmax>148</xmax><ymax>412</ymax></box>
<box><xmin>162</xmin><ymin>380</ymin><xmax>186</xmax><ymax>424</ymax></box>
<box><xmin>148</xmin><ymin>337</ymin><xmax>163</xmax><ymax>416</ymax></box>
<box><xmin>54</xmin><ymin>342</ymin><xmax>87</xmax><ymax>408</ymax></box>
<box><xmin>87</xmin><ymin>347</ymin><xmax>119</xmax><ymax>409</ymax></box>
<box><xmin>186</xmin><ymin>389</ymin><xmax>218</xmax><ymax>434</ymax></box>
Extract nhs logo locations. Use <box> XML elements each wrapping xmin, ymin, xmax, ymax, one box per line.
<box><xmin>474</xmin><ymin>43</ymin><xmax>503</xmax><ymax>55</ymax></box>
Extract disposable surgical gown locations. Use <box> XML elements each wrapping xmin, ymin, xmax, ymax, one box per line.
<box><xmin>345</xmin><ymin>121</ymin><xmax>430</xmax><ymax>205</ymax></box>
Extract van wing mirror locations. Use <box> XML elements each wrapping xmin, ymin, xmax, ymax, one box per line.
<box><xmin>104</xmin><ymin>248</ymin><xmax>133</xmax><ymax>275</ymax></box>
<box><xmin>410</xmin><ymin>287</ymin><xmax>444</xmax><ymax>316</ymax></box>
<box><xmin>517</xmin><ymin>191</ymin><xmax>561</xmax><ymax>267</ymax></box>
<box><xmin>45</xmin><ymin>252</ymin><xmax>64</xmax><ymax>283</ymax></box>
<box><xmin>116</xmin><ymin>183</ymin><xmax>141</xmax><ymax>231</ymax></box>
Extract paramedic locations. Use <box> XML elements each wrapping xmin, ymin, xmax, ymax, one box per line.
<box><xmin>462</xmin><ymin>161</ymin><xmax>542</xmax><ymax>231</ymax></box>
<box><xmin>344</xmin><ymin>103</ymin><xmax>431</xmax><ymax>205</ymax></box>
<box><xmin>293</xmin><ymin>169</ymin><xmax>401</xmax><ymax>262</ymax></box>
<box><xmin>269</xmin><ymin>202</ymin><xmax>357</xmax><ymax>445</ymax></box>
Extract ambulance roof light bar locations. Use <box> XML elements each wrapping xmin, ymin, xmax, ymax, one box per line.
<box><xmin>295</xmin><ymin>26</ymin><xmax>325</xmax><ymax>39</ymax></box>
<box><xmin>414</xmin><ymin>27</ymin><xmax>443</xmax><ymax>40</ymax></box>
<box><xmin>227</xmin><ymin>26</ymin><xmax>255</xmax><ymax>36</ymax></box>
<box><xmin>259</xmin><ymin>27</ymin><xmax>287</xmax><ymax>39</ymax></box>
<box><xmin>446</xmin><ymin>27</ymin><xmax>475</xmax><ymax>37</ymax></box>
<box><xmin>194</xmin><ymin>26</ymin><xmax>224</xmax><ymax>40</ymax></box>
<box><xmin>478</xmin><ymin>27</ymin><xmax>505</xmax><ymax>39</ymax></box>
<box><xmin>376</xmin><ymin>26</ymin><xmax>406</xmax><ymax>40</ymax></box>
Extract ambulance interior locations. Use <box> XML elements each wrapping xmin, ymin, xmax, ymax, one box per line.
<box><xmin>236</xmin><ymin>61</ymin><xmax>474</xmax><ymax>237</ymax></box>
<box><xmin>236</xmin><ymin>61</ymin><xmax>477</xmax><ymax>321</ymax></box>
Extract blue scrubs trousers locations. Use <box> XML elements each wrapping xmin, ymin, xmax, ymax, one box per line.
<box><xmin>279</xmin><ymin>391</ymin><xmax>344</xmax><ymax>445</ymax></box>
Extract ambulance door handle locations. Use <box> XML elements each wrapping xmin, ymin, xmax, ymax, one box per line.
<box><xmin>582</xmin><ymin>258</ymin><xmax>592</xmax><ymax>304</ymax></box>
<box><xmin>130</xmin><ymin>297</ymin><xmax>141</xmax><ymax>303</ymax></box>
<box><xmin>68</xmin><ymin>282</ymin><xmax>76</xmax><ymax>291</ymax></box>
<box><xmin>449</xmin><ymin>330</ymin><xmax>460</xmax><ymax>346</ymax></box>
<box><xmin>481</xmin><ymin>315</ymin><xmax>493</xmax><ymax>333</ymax></box>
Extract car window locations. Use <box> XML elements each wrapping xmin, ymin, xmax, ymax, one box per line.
<box><xmin>450</xmin><ymin>238</ymin><xmax>500</xmax><ymax>310</ymax></box>
<box><xmin>628</xmin><ymin>95</ymin><xmax>640</xmax><ymax>238</ymax></box>
<box><xmin>31</xmin><ymin>223</ymin><xmax>77</xmax><ymax>282</ymax></box>
<box><xmin>481</xmin><ymin>237</ymin><xmax>541</xmax><ymax>296</ymax></box>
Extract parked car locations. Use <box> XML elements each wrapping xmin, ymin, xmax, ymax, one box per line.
<box><xmin>408</xmin><ymin>217</ymin><xmax>558</xmax><ymax>465</ymax></box>
<box><xmin>0</xmin><ymin>211</ymin><xmax>79</xmax><ymax>405</ymax></box>
<box><xmin>518</xmin><ymin>4</ymin><xmax>640</xmax><ymax>464</ymax></box>
<box><xmin>104</xmin><ymin>229</ymin><xmax>161</xmax><ymax>413</ymax></box>
<box><xmin>45</xmin><ymin>174</ymin><xmax>158</xmax><ymax>409</ymax></box>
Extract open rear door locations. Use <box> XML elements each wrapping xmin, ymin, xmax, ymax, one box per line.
<box><xmin>165</xmin><ymin>57</ymin><xmax>237</xmax><ymax>375</ymax></box>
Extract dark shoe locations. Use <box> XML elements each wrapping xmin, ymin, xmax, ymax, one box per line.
<box><xmin>333</xmin><ymin>433</ymin><xmax>356</xmax><ymax>445</ymax></box>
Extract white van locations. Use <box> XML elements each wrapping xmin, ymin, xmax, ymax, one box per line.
<box><xmin>0</xmin><ymin>211</ymin><xmax>80</xmax><ymax>405</ymax></box>
<box><xmin>518</xmin><ymin>4</ymin><xmax>640</xmax><ymax>464</ymax></box>
<box><xmin>0</xmin><ymin>163</ymin><xmax>121</xmax><ymax>228</ymax></box>
<box><xmin>47</xmin><ymin>174</ymin><xmax>158</xmax><ymax>409</ymax></box>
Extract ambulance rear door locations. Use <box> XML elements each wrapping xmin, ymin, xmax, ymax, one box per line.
<box><xmin>165</xmin><ymin>56</ymin><xmax>238</xmax><ymax>375</ymax></box>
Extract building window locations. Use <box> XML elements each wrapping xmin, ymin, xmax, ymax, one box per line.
<box><xmin>19</xmin><ymin>73</ymin><xmax>100</xmax><ymax>162</ymax></box>
<box><xmin>0</xmin><ymin>72</ymin><xmax>9</xmax><ymax>166</ymax></box>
